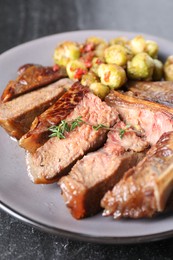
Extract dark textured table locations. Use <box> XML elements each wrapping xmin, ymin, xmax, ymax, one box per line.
<box><xmin>0</xmin><ymin>1</ymin><xmax>173</xmax><ymax>259</ymax></box>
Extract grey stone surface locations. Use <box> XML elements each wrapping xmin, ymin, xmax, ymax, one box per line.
<box><xmin>0</xmin><ymin>0</ymin><xmax>173</xmax><ymax>259</ymax></box>
<box><xmin>1</xmin><ymin>209</ymin><xmax>173</xmax><ymax>260</ymax></box>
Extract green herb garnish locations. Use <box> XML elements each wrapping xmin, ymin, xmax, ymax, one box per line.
<box><xmin>48</xmin><ymin>116</ymin><xmax>110</xmax><ymax>139</ymax></box>
<box><xmin>119</xmin><ymin>124</ymin><xmax>131</xmax><ymax>139</ymax></box>
<box><xmin>49</xmin><ymin>116</ymin><xmax>131</xmax><ymax>140</ymax></box>
<box><xmin>92</xmin><ymin>124</ymin><xmax>109</xmax><ymax>131</ymax></box>
<box><xmin>70</xmin><ymin>116</ymin><xmax>84</xmax><ymax>131</ymax></box>
<box><xmin>49</xmin><ymin>116</ymin><xmax>84</xmax><ymax>139</ymax></box>
<box><xmin>49</xmin><ymin>120</ymin><xmax>70</xmax><ymax>139</ymax></box>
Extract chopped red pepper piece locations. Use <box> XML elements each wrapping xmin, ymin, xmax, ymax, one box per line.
<box><xmin>53</xmin><ymin>64</ymin><xmax>60</xmax><ymax>71</ymax></box>
<box><xmin>80</xmin><ymin>52</ymin><xmax>94</xmax><ymax>69</ymax></box>
<box><xmin>81</xmin><ymin>42</ymin><xmax>95</xmax><ymax>53</ymax></box>
<box><xmin>74</xmin><ymin>68</ymin><xmax>87</xmax><ymax>80</ymax></box>
<box><xmin>104</xmin><ymin>71</ymin><xmax>111</xmax><ymax>82</ymax></box>
<box><xmin>96</xmin><ymin>58</ymin><xmax>103</xmax><ymax>65</ymax></box>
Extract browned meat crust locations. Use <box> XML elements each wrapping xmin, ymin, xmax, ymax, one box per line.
<box><xmin>26</xmin><ymin>92</ymin><xmax>118</xmax><ymax>184</ymax></box>
<box><xmin>105</xmin><ymin>91</ymin><xmax>173</xmax><ymax>145</ymax></box>
<box><xmin>1</xmin><ymin>64</ymin><xmax>67</xmax><ymax>102</ymax></box>
<box><xmin>0</xmin><ymin>79</ymin><xmax>72</xmax><ymax>139</ymax></box>
<box><xmin>101</xmin><ymin>131</ymin><xmax>173</xmax><ymax>219</ymax></box>
<box><xmin>59</xmin><ymin>121</ymin><xmax>149</xmax><ymax>219</ymax></box>
<box><xmin>126</xmin><ymin>81</ymin><xmax>173</xmax><ymax>107</ymax></box>
<box><xmin>19</xmin><ymin>82</ymin><xmax>90</xmax><ymax>152</ymax></box>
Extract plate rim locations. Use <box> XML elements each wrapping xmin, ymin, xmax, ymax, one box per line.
<box><xmin>1</xmin><ymin>202</ymin><xmax>173</xmax><ymax>244</ymax></box>
<box><xmin>1</xmin><ymin>30</ymin><xmax>173</xmax><ymax>244</ymax></box>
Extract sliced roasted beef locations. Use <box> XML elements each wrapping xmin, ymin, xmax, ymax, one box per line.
<box><xmin>0</xmin><ymin>79</ymin><xmax>72</xmax><ymax>139</ymax></box>
<box><xmin>19</xmin><ymin>82</ymin><xmax>90</xmax><ymax>152</ymax></box>
<box><xmin>105</xmin><ymin>91</ymin><xmax>173</xmax><ymax>145</ymax></box>
<box><xmin>126</xmin><ymin>81</ymin><xmax>173</xmax><ymax>107</ymax></box>
<box><xmin>101</xmin><ymin>131</ymin><xmax>173</xmax><ymax>219</ymax></box>
<box><xmin>17</xmin><ymin>63</ymin><xmax>39</xmax><ymax>75</ymax></box>
<box><xmin>26</xmin><ymin>90</ymin><xmax>118</xmax><ymax>184</ymax></box>
<box><xmin>1</xmin><ymin>64</ymin><xmax>67</xmax><ymax>102</ymax></box>
<box><xmin>59</xmin><ymin>121</ymin><xmax>149</xmax><ymax>219</ymax></box>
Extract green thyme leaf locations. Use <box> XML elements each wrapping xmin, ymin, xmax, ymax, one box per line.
<box><xmin>119</xmin><ymin>129</ymin><xmax>125</xmax><ymax>139</ymax></box>
<box><xmin>49</xmin><ymin>116</ymin><xmax>111</xmax><ymax>139</ymax></box>
<box><xmin>49</xmin><ymin>116</ymin><xmax>85</xmax><ymax>139</ymax></box>
<box><xmin>119</xmin><ymin>124</ymin><xmax>131</xmax><ymax>139</ymax></box>
<box><xmin>70</xmin><ymin>116</ymin><xmax>84</xmax><ymax>131</ymax></box>
<box><xmin>92</xmin><ymin>124</ymin><xmax>108</xmax><ymax>131</ymax></box>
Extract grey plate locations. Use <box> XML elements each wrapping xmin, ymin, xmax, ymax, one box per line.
<box><xmin>0</xmin><ymin>30</ymin><xmax>173</xmax><ymax>244</ymax></box>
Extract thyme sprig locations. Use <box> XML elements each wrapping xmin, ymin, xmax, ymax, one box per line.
<box><xmin>70</xmin><ymin>116</ymin><xmax>84</xmax><ymax>131</ymax></box>
<box><xmin>49</xmin><ymin>120</ymin><xmax>69</xmax><ymax>139</ymax></box>
<box><xmin>49</xmin><ymin>116</ymin><xmax>84</xmax><ymax>138</ymax></box>
<box><xmin>92</xmin><ymin>124</ymin><xmax>109</xmax><ymax>131</ymax></box>
<box><xmin>49</xmin><ymin>116</ymin><xmax>131</xmax><ymax>139</ymax></box>
<box><xmin>48</xmin><ymin>116</ymin><xmax>109</xmax><ymax>139</ymax></box>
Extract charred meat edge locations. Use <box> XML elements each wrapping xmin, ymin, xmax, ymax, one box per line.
<box><xmin>1</xmin><ymin>64</ymin><xmax>67</xmax><ymax>102</ymax></box>
<box><xmin>19</xmin><ymin>82</ymin><xmax>89</xmax><ymax>152</ymax></box>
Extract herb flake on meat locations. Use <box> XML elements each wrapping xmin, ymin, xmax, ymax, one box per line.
<box><xmin>92</xmin><ymin>124</ymin><xmax>109</xmax><ymax>131</ymax></box>
<box><xmin>49</xmin><ymin>117</ymin><xmax>131</xmax><ymax>139</ymax></box>
<box><xmin>49</xmin><ymin>116</ymin><xmax>83</xmax><ymax>139</ymax></box>
<box><xmin>48</xmin><ymin>117</ymin><xmax>110</xmax><ymax>139</ymax></box>
<box><xmin>119</xmin><ymin>124</ymin><xmax>131</xmax><ymax>139</ymax></box>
